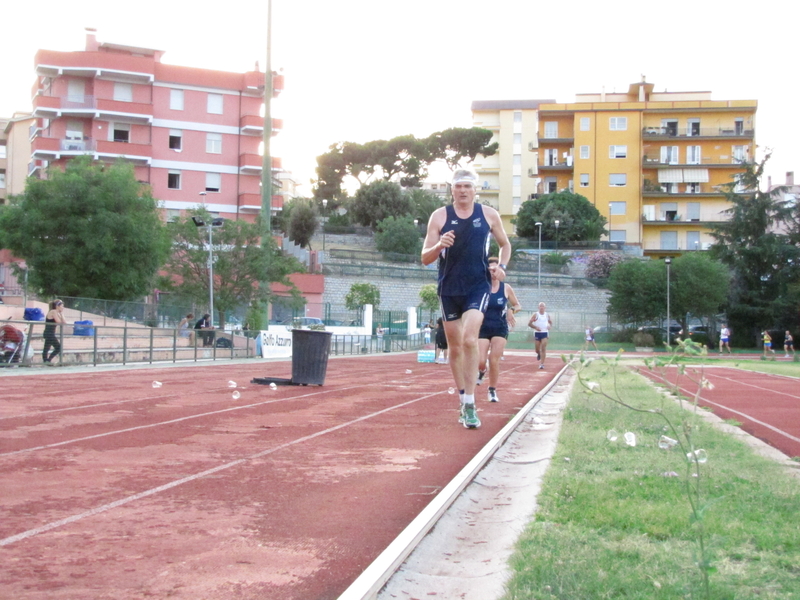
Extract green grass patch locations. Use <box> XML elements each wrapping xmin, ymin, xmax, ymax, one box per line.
<box><xmin>502</xmin><ymin>361</ymin><xmax>800</xmax><ymax>600</ymax></box>
<box><xmin>722</xmin><ymin>418</ymin><xmax>742</xmax><ymax>427</ymax></box>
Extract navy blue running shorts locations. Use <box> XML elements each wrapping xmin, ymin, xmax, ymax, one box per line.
<box><xmin>440</xmin><ymin>291</ymin><xmax>490</xmax><ymax>322</ymax></box>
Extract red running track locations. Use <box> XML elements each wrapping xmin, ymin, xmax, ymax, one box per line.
<box><xmin>642</xmin><ymin>365</ymin><xmax>800</xmax><ymax>459</ymax></box>
<box><xmin>0</xmin><ymin>351</ymin><xmax>551</xmax><ymax>600</ymax></box>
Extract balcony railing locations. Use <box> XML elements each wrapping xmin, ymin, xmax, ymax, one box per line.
<box><xmin>643</xmin><ymin>155</ymin><xmax>749</xmax><ymax>166</ymax></box>
<box><xmin>642</xmin><ymin>215</ymin><xmax>726</xmax><ymax>224</ymax></box>
<box><xmin>642</xmin><ymin>126</ymin><xmax>754</xmax><ymax>138</ymax></box>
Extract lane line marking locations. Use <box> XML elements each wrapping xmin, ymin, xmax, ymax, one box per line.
<box><xmin>0</xmin><ymin>391</ymin><xmax>443</xmax><ymax>547</ymax></box>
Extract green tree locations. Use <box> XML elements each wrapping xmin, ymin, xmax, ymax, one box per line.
<box><xmin>345</xmin><ymin>283</ymin><xmax>381</xmax><ymax>315</ymax></box>
<box><xmin>161</xmin><ymin>209</ymin><xmax>304</xmax><ymax>328</ymax></box>
<box><xmin>287</xmin><ymin>199</ymin><xmax>318</xmax><ymax>249</ymax></box>
<box><xmin>0</xmin><ymin>156</ymin><xmax>170</xmax><ymax>300</ymax></box>
<box><xmin>419</xmin><ymin>283</ymin><xmax>440</xmax><ymax>323</ymax></box>
<box><xmin>608</xmin><ymin>255</ymin><xmax>730</xmax><ymax>333</ymax></box>
<box><xmin>607</xmin><ymin>259</ymin><xmax>667</xmax><ymax>326</ymax></box>
<box><xmin>350</xmin><ymin>181</ymin><xmax>413</xmax><ymax>229</ymax></box>
<box><xmin>670</xmin><ymin>253</ymin><xmax>730</xmax><ymax>333</ymax></box>
<box><xmin>314</xmin><ymin>127</ymin><xmax>497</xmax><ymax>199</ymax></box>
<box><xmin>709</xmin><ymin>154</ymin><xmax>800</xmax><ymax>341</ymax></box>
<box><xmin>513</xmin><ymin>191</ymin><xmax>607</xmax><ymax>242</ymax></box>
<box><xmin>374</xmin><ymin>215</ymin><xmax>422</xmax><ymax>259</ymax></box>
<box><xmin>407</xmin><ymin>188</ymin><xmax>445</xmax><ymax>226</ymax></box>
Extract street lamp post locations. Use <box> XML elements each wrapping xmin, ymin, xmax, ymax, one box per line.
<box><xmin>554</xmin><ymin>219</ymin><xmax>560</xmax><ymax>252</ymax></box>
<box><xmin>192</xmin><ymin>210</ymin><xmax>224</xmax><ymax>328</ymax></box>
<box><xmin>665</xmin><ymin>257</ymin><xmax>672</xmax><ymax>345</ymax></box>
<box><xmin>535</xmin><ymin>221</ymin><xmax>543</xmax><ymax>290</ymax></box>
<box><xmin>322</xmin><ymin>199</ymin><xmax>328</xmax><ymax>252</ymax></box>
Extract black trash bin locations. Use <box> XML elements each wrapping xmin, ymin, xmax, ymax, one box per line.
<box><xmin>291</xmin><ymin>329</ymin><xmax>333</xmax><ymax>385</ymax></box>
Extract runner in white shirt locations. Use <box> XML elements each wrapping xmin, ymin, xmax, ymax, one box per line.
<box><xmin>528</xmin><ymin>302</ymin><xmax>554</xmax><ymax>370</ymax></box>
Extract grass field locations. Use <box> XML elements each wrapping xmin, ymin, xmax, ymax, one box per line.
<box><xmin>502</xmin><ymin>358</ymin><xmax>800</xmax><ymax>600</ymax></box>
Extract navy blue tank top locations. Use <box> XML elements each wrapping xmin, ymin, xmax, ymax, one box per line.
<box><xmin>437</xmin><ymin>203</ymin><xmax>492</xmax><ymax>295</ymax></box>
<box><xmin>482</xmin><ymin>281</ymin><xmax>508</xmax><ymax>331</ymax></box>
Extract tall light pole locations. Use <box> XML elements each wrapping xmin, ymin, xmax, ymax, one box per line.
<box><xmin>322</xmin><ymin>199</ymin><xmax>328</xmax><ymax>252</ymax></box>
<box><xmin>665</xmin><ymin>257</ymin><xmax>672</xmax><ymax>345</ymax></box>
<box><xmin>554</xmin><ymin>219</ymin><xmax>560</xmax><ymax>252</ymax></box>
<box><xmin>193</xmin><ymin>208</ymin><xmax>224</xmax><ymax>328</ymax></box>
<box><xmin>535</xmin><ymin>221</ymin><xmax>543</xmax><ymax>290</ymax></box>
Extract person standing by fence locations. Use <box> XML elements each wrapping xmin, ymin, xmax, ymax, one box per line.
<box><xmin>43</xmin><ymin>299</ymin><xmax>67</xmax><ymax>364</ymax></box>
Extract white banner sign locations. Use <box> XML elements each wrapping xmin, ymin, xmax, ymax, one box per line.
<box><xmin>259</xmin><ymin>328</ymin><xmax>293</xmax><ymax>358</ymax></box>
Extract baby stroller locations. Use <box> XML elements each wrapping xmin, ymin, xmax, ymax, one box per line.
<box><xmin>1</xmin><ymin>323</ymin><xmax>25</xmax><ymax>365</ymax></box>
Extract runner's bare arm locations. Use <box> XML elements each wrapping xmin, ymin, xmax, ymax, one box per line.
<box><xmin>486</xmin><ymin>206</ymin><xmax>511</xmax><ymax>281</ymax></box>
<box><xmin>421</xmin><ymin>207</ymin><xmax>451</xmax><ymax>265</ymax></box>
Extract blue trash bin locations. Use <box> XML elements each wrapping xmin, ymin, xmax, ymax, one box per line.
<box><xmin>73</xmin><ymin>320</ymin><xmax>94</xmax><ymax>336</ymax></box>
<box><xmin>23</xmin><ymin>308</ymin><xmax>44</xmax><ymax>321</ymax></box>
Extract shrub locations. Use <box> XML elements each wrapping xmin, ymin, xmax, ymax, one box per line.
<box><xmin>632</xmin><ymin>331</ymin><xmax>655</xmax><ymax>347</ymax></box>
<box><xmin>585</xmin><ymin>251</ymin><xmax>625</xmax><ymax>279</ymax></box>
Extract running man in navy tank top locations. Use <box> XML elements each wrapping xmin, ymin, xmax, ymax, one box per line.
<box><xmin>422</xmin><ymin>168</ymin><xmax>511</xmax><ymax>429</ymax></box>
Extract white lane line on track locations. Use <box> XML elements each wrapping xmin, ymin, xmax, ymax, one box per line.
<box><xmin>0</xmin><ymin>391</ymin><xmax>442</xmax><ymax>547</ymax></box>
<box><xmin>702</xmin><ymin>371</ymin><xmax>800</xmax><ymax>401</ymax></box>
<box><xmin>649</xmin><ymin>371</ymin><xmax>800</xmax><ymax>446</ymax></box>
<box><xmin>0</xmin><ymin>385</ymin><xmax>366</xmax><ymax>458</ymax></box>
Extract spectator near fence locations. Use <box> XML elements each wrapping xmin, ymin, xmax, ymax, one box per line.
<box><xmin>43</xmin><ymin>299</ymin><xmax>67</xmax><ymax>364</ymax></box>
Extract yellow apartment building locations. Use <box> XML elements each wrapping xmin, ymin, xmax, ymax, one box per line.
<box><xmin>473</xmin><ymin>80</ymin><xmax>757</xmax><ymax>256</ymax></box>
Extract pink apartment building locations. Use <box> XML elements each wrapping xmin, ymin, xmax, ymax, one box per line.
<box><xmin>29</xmin><ymin>30</ymin><xmax>283</xmax><ymax>222</ymax></box>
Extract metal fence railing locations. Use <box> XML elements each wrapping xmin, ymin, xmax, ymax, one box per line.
<box><xmin>5</xmin><ymin>320</ymin><xmax>256</xmax><ymax>368</ymax></box>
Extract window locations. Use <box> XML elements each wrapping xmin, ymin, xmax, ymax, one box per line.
<box><xmin>0</xmin><ymin>170</ymin><xmax>5</xmax><ymax>189</ymax></box>
<box><xmin>661</xmin><ymin>183</ymin><xmax>678</xmax><ymax>194</ymax></box>
<box><xmin>206</xmin><ymin>132</ymin><xmax>222</xmax><ymax>154</ymax></box>
<box><xmin>580</xmin><ymin>117</ymin><xmax>590</xmax><ymax>131</ymax></box>
<box><xmin>687</xmin><ymin>183</ymin><xmax>701</xmax><ymax>194</ymax></box>
<box><xmin>687</xmin><ymin>119</ymin><xmax>700</xmax><ymax>136</ymax></box>
<box><xmin>609</xmin><ymin>117</ymin><xmax>627</xmax><ymax>131</ymax></box>
<box><xmin>662</xmin><ymin>119</ymin><xmax>678</xmax><ymax>136</ymax></box>
<box><xmin>687</xmin><ymin>203</ymin><xmax>701</xmax><ymax>221</ymax></box>
<box><xmin>167</xmin><ymin>171</ymin><xmax>181</xmax><ymax>190</ymax></box>
<box><xmin>166</xmin><ymin>209</ymin><xmax>181</xmax><ymax>223</ymax></box>
<box><xmin>111</xmin><ymin>122</ymin><xmax>130</xmax><ymax>143</ymax></box>
<box><xmin>734</xmin><ymin>118</ymin><xmax>744</xmax><ymax>135</ymax></box>
<box><xmin>513</xmin><ymin>111</ymin><xmax>522</xmax><ymax>123</ymax></box>
<box><xmin>660</xmin><ymin>231</ymin><xmax>678</xmax><ymax>250</ymax></box>
<box><xmin>580</xmin><ymin>145</ymin><xmax>590</xmax><ymax>159</ymax></box>
<box><xmin>170</xmin><ymin>89</ymin><xmax>184</xmax><ymax>111</ymax></box>
<box><xmin>609</xmin><ymin>174</ymin><xmax>627</xmax><ymax>187</ymax></box>
<box><xmin>512</xmin><ymin>175</ymin><xmax>522</xmax><ymax>188</ymax></box>
<box><xmin>609</xmin><ymin>201</ymin><xmax>626</xmax><ymax>215</ymax></box>
<box><xmin>113</xmin><ymin>82</ymin><xmax>133</xmax><ymax>102</ymax></box>
<box><xmin>205</xmin><ymin>172</ymin><xmax>221</xmax><ymax>193</ymax></box>
<box><xmin>545</xmin><ymin>177</ymin><xmax>558</xmax><ymax>193</ymax></box>
<box><xmin>580</xmin><ymin>173</ymin><xmax>589</xmax><ymax>187</ymax></box>
<box><xmin>66</xmin><ymin>120</ymin><xmax>83</xmax><ymax>140</ymax></box>
<box><xmin>687</xmin><ymin>145</ymin><xmax>701</xmax><ymax>165</ymax></box>
<box><xmin>544</xmin><ymin>122</ymin><xmax>558</xmax><ymax>139</ymax></box>
<box><xmin>169</xmin><ymin>130</ymin><xmax>182</xmax><ymax>151</ymax></box>
<box><xmin>544</xmin><ymin>149</ymin><xmax>559</xmax><ymax>166</ymax></box>
<box><xmin>609</xmin><ymin>230</ymin><xmax>626</xmax><ymax>243</ymax></box>
<box><xmin>67</xmin><ymin>79</ymin><xmax>85</xmax><ymax>103</ymax></box>
<box><xmin>660</xmin><ymin>146</ymin><xmax>679</xmax><ymax>164</ymax></box>
<box><xmin>687</xmin><ymin>231</ymin><xmax>701</xmax><ymax>250</ymax></box>
<box><xmin>609</xmin><ymin>145</ymin><xmax>627</xmax><ymax>159</ymax></box>
<box><xmin>207</xmin><ymin>93</ymin><xmax>224</xmax><ymax>114</ymax></box>
<box><xmin>732</xmin><ymin>145</ymin><xmax>749</xmax><ymax>163</ymax></box>
<box><xmin>661</xmin><ymin>202</ymin><xmax>678</xmax><ymax>221</ymax></box>
<box><xmin>0</xmin><ymin>144</ymin><xmax>5</xmax><ymax>159</ymax></box>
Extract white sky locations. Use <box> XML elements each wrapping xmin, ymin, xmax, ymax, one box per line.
<box><xmin>3</xmin><ymin>0</ymin><xmax>797</xmax><ymax>195</ymax></box>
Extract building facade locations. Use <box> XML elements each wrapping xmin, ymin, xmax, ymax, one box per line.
<box><xmin>27</xmin><ymin>30</ymin><xmax>283</xmax><ymax>222</ymax></box>
<box><xmin>473</xmin><ymin>81</ymin><xmax>757</xmax><ymax>256</ymax></box>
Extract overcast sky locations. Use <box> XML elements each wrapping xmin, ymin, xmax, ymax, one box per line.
<box><xmin>2</xmin><ymin>0</ymin><xmax>797</xmax><ymax>195</ymax></box>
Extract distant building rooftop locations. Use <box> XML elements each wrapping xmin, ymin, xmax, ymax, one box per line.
<box><xmin>471</xmin><ymin>99</ymin><xmax>556</xmax><ymax>111</ymax></box>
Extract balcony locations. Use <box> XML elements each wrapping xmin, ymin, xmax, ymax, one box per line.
<box><xmin>33</xmin><ymin>95</ymin><xmax>153</xmax><ymax>123</ymax></box>
<box><xmin>643</xmin><ymin>156</ymin><xmax>749</xmax><ymax>167</ymax></box>
<box><xmin>642</xmin><ymin>126</ymin><xmax>754</xmax><ymax>139</ymax></box>
<box><xmin>537</xmin><ymin>136</ymin><xmax>574</xmax><ymax>144</ymax></box>
<box><xmin>239</xmin><ymin>193</ymin><xmax>284</xmax><ymax>212</ymax></box>
<box><xmin>239</xmin><ymin>115</ymin><xmax>283</xmax><ymax>137</ymax></box>
<box><xmin>239</xmin><ymin>154</ymin><xmax>282</xmax><ymax>174</ymax></box>
<box><xmin>538</xmin><ymin>159</ymin><xmax>573</xmax><ymax>171</ymax></box>
<box><xmin>642</xmin><ymin>215</ymin><xmax>726</xmax><ymax>225</ymax></box>
<box><xmin>31</xmin><ymin>136</ymin><xmax>151</xmax><ymax>164</ymax></box>
<box><xmin>642</xmin><ymin>185</ymin><xmax>721</xmax><ymax>196</ymax></box>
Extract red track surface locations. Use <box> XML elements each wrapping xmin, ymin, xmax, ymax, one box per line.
<box><xmin>0</xmin><ymin>352</ymin><xmax>551</xmax><ymax>600</ymax></box>
<box><xmin>642</xmin><ymin>365</ymin><xmax>800</xmax><ymax>459</ymax></box>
